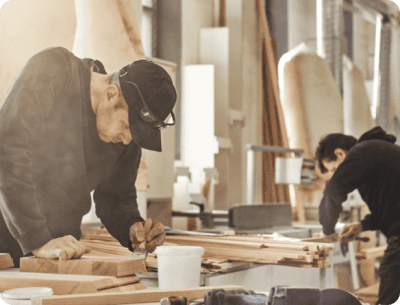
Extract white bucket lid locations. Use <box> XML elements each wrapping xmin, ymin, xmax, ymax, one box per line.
<box><xmin>2</xmin><ymin>287</ymin><xmax>53</xmax><ymax>300</ymax></box>
<box><xmin>155</xmin><ymin>246</ymin><xmax>205</xmax><ymax>256</ymax></box>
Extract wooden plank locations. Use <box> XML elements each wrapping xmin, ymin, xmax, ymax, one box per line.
<box><xmin>20</xmin><ymin>256</ymin><xmax>147</xmax><ymax>277</ymax></box>
<box><xmin>32</xmin><ymin>285</ymin><xmax>245</xmax><ymax>305</ymax></box>
<box><xmin>355</xmin><ymin>283</ymin><xmax>379</xmax><ymax>305</ymax></box>
<box><xmin>0</xmin><ymin>254</ymin><xmax>14</xmax><ymax>270</ymax></box>
<box><xmin>356</xmin><ymin>245</ymin><xmax>386</xmax><ymax>261</ymax></box>
<box><xmin>83</xmin><ymin>234</ymin><xmax>118</xmax><ymax>242</ymax></box>
<box><xmin>165</xmin><ymin>235</ymin><xmax>310</xmax><ymax>251</ymax></box>
<box><xmin>0</xmin><ymin>271</ymin><xmax>140</xmax><ymax>295</ymax></box>
<box><xmin>100</xmin><ymin>282</ymin><xmax>147</xmax><ymax>293</ymax></box>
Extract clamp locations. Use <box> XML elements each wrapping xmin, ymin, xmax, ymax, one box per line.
<box><xmin>160</xmin><ymin>296</ymin><xmax>187</xmax><ymax>305</ymax></box>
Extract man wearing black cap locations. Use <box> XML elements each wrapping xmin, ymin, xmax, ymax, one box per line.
<box><xmin>0</xmin><ymin>47</ymin><xmax>176</xmax><ymax>266</ymax></box>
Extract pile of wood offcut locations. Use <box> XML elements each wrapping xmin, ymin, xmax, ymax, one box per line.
<box><xmin>81</xmin><ymin>230</ymin><xmax>227</xmax><ymax>274</ymax></box>
<box><xmin>82</xmin><ymin>230</ymin><xmax>334</xmax><ymax>269</ymax></box>
<box><xmin>165</xmin><ymin>235</ymin><xmax>334</xmax><ymax>268</ymax></box>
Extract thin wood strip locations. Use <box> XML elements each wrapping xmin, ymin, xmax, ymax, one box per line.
<box><xmin>99</xmin><ymin>282</ymin><xmax>147</xmax><ymax>293</ymax></box>
<box><xmin>202</xmin><ymin>247</ymin><xmax>307</xmax><ymax>263</ymax></box>
<box><xmin>194</xmin><ymin>235</ymin><xmax>335</xmax><ymax>250</ymax></box>
<box><xmin>167</xmin><ymin>240</ymin><xmax>318</xmax><ymax>262</ymax></box>
<box><xmin>84</xmin><ymin>234</ymin><xmax>118</xmax><ymax>242</ymax></box>
<box><xmin>165</xmin><ymin>236</ymin><xmax>309</xmax><ymax>251</ymax></box>
<box><xmin>31</xmin><ymin>285</ymin><xmax>245</xmax><ymax>305</ymax></box>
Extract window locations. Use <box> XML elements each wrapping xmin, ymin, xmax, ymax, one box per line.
<box><xmin>141</xmin><ymin>0</ymin><xmax>158</xmax><ymax>58</ymax></box>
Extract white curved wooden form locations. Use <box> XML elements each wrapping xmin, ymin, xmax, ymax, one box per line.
<box><xmin>343</xmin><ymin>55</ymin><xmax>376</xmax><ymax>139</ymax></box>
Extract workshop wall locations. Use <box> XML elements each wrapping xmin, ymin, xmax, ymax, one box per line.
<box><xmin>0</xmin><ymin>0</ymin><xmax>76</xmax><ymax>104</ymax></box>
<box><xmin>177</xmin><ymin>0</ymin><xmax>263</xmax><ymax>213</ymax></box>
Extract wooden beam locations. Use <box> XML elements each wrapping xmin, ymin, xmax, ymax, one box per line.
<box><xmin>31</xmin><ymin>285</ymin><xmax>245</xmax><ymax>305</ymax></box>
<box><xmin>20</xmin><ymin>256</ymin><xmax>146</xmax><ymax>277</ymax></box>
<box><xmin>219</xmin><ymin>0</ymin><xmax>226</xmax><ymax>27</ymax></box>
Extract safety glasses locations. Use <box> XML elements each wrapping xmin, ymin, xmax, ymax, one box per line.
<box><xmin>124</xmin><ymin>81</ymin><xmax>176</xmax><ymax>130</ymax></box>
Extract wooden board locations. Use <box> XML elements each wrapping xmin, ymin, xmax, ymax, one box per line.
<box><xmin>32</xmin><ymin>285</ymin><xmax>245</xmax><ymax>305</ymax></box>
<box><xmin>0</xmin><ymin>253</ymin><xmax>14</xmax><ymax>270</ymax></box>
<box><xmin>20</xmin><ymin>256</ymin><xmax>146</xmax><ymax>277</ymax></box>
<box><xmin>101</xmin><ymin>282</ymin><xmax>147</xmax><ymax>293</ymax></box>
<box><xmin>355</xmin><ymin>283</ymin><xmax>379</xmax><ymax>305</ymax></box>
<box><xmin>356</xmin><ymin>245</ymin><xmax>386</xmax><ymax>261</ymax></box>
<box><xmin>0</xmin><ymin>270</ymin><xmax>141</xmax><ymax>295</ymax></box>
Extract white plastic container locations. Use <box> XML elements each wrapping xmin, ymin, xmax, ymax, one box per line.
<box><xmin>1</xmin><ymin>287</ymin><xmax>53</xmax><ymax>305</ymax></box>
<box><xmin>155</xmin><ymin>246</ymin><xmax>205</xmax><ymax>289</ymax></box>
<box><xmin>275</xmin><ymin>157</ymin><xmax>303</xmax><ymax>185</ymax></box>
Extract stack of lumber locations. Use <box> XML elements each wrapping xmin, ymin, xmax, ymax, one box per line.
<box><xmin>355</xmin><ymin>283</ymin><xmax>379</xmax><ymax>305</ymax></box>
<box><xmin>165</xmin><ymin>235</ymin><xmax>334</xmax><ymax>268</ymax></box>
<box><xmin>31</xmin><ymin>285</ymin><xmax>245</xmax><ymax>305</ymax></box>
<box><xmin>81</xmin><ymin>231</ymin><xmax>226</xmax><ymax>274</ymax></box>
<box><xmin>83</xmin><ymin>229</ymin><xmax>334</xmax><ymax>269</ymax></box>
<box><xmin>0</xmin><ymin>253</ymin><xmax>14</xmax><ymax>270</ymax></box>
<box><xmin>0</xmin><ymin>270</ymin><xmax>146</xmax><ymax>295</ymax></box>
<box><xmin>356</xmin><ymin>245</ymin><xmax>387</xmax><ymax>261</ymax></box>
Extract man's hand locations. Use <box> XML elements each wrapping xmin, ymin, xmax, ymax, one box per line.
<box><xmin>339</xmin><ymin>222</ymin><xmax>362</xmax><ymax>243</ymax></box>
<box><xmin>130</xmin><ymin>218</ymin><xmax>166</xmax><ymax>252</ymax></box>
<box><xmin>32</xmin><ymin>235</ymin><xmax>91</xmax><ymax>260</ymax></box>
<box><xmin>323</xmin><ymin>232</ymin><xmax>339</xmax><ymax>242</ymax></box>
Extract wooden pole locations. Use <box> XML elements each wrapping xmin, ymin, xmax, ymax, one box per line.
<box><xmin>219</xmin><ymin>0</ymin><xmax>226</xmax><ymax>27</ymax></box>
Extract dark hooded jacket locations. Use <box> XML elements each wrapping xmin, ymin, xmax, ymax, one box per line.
<box><xmin>0</xmin><ymin>47</ymin><xmax>143</xmax><ymax>264</ymax></box>
<box><xmin>319</xmin><ymin>126</ymin><xmax>400</xmax><ymax>237</ymax></box>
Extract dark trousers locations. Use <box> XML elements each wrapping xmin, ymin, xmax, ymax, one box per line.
<box><xmin>376</xmin><ymin>236</ymin><xmax>400</xmax><ymax>304</ymax></box>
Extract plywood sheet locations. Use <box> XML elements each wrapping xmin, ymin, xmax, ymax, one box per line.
<box><xmin>0</xmin><ymin>270</ymin><xmax>141</xmax><ymax>295</ymax></box>
<box><xmin>20</xmin><ymin>256</ymin><xmax>146</xmax><ymax>277</ymax></box>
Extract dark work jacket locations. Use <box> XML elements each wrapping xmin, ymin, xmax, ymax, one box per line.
<box><xmin>0</xmin><ymin>47</ymin><xmax>143</xmax><ymax>261</ymax></box>
<box><xmin>319</xmin><ymin>126</ymin><xmax>400</xmax><ymax>237</ymax></box>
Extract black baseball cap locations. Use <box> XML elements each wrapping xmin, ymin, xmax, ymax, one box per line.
<box><xmin>112</xmin><ymin>60</ymin><xmax>177</xmax><ymax>152</ymax></box>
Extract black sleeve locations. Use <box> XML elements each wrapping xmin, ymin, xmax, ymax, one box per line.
<box><xmin>93</xmin><ymin>143</ymin><xmax>144</xmax><ymax>251</ymax></box>
<box><xmin>319</xmin><ymin>147</ymin><xmax>371</xmax><ymax>235</ymax></box>
<box><xmin>360</xmin><ymin>214</ymin><xmax>377</xmax><ymax>231</ymax></box>
<box><xmin>0</xmin><ymin>47</ymin><xmax>69</xmax><ymax>253</ymax></box>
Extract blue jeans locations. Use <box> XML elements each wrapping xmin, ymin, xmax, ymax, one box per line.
<box><xmin>377</xmin><ymin>236</ymin><xmax>400</xmax><ymax>304</ymax></box>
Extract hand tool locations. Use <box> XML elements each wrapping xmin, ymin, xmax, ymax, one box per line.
<box><xmin>132</xmin><ymin>218</ymin><xmax>152</xmax><ymax>260</ymax></box>
<box><xmin>160</xmin><ymin>296</ymin><xmax>187</xmax><ymax>305</ymax></box>
<box><xmin>340</xmin><ymin>234</ymin><xmax>370</xmax><ymax>256</ymax></box>
<box><xmin>204</xmin><ymin>288</ymin><xmax>268</xmax><ymax>305</ymax></box>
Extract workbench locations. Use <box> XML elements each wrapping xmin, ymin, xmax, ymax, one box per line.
<box><xmin>139</xmin><ymin>260</ymin><xmax>335</xmax><ymax>292</ymax></box>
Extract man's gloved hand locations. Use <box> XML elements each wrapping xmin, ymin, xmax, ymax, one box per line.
<box><xmin>32</xmin><ymin>235</ymin><xmax>91</xmax><ymax>260</ymax></box>
<box><xmin>129</xmin><ymin>218</ymin><xmax>166</xmax><ymax>252</ymax></box>
<box><xmin>339</xmin><ymin>222</ymin><xmax>362</xmax><ymax>243</ymax></box>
